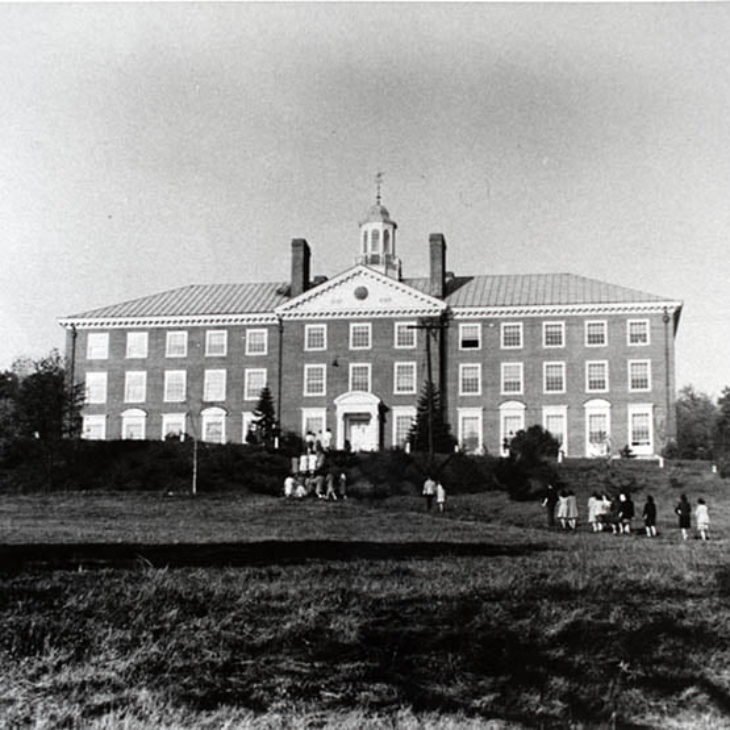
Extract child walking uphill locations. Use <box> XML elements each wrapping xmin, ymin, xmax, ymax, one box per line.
<box><xmin>696</xmin><ymin>498</ymin><xmax>710</xmax><ymax>540</ymax></box>
<box><xmin>436</xmin><ymin>481</ymin><xmax>447</xmax><ymax>513</ymax></box>
<box><xmin>643</xmin><ymin>495</ymin><xmax>657</xmax><ymax>537</ymax></box>
<box><xmin>675</xmin><ymin>494</ymin><xmax>691</xmax><ymax>540</ymax></box>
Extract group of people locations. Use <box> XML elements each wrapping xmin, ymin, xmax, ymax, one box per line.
<box><xmin>422</xmin><ymin>476</ymin><xmax>447</xmax><ymax>513</ymax></box>
<box><xmin>543</xmin><ymin>485</ymin><xmax>712</xmax><ymax>540</ymax></box>
<box><xmin>283</xmin><ymin>428</ymin><xmax>346</xmax><ymax>500</ymax></box>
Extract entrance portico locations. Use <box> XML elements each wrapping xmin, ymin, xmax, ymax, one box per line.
<box><xmin>334</xmin><ymin>391</ymin><xmax>382</xmax><ymax>451</ymax></box>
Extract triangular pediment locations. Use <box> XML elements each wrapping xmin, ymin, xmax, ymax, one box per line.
<box><xmin>275</xmin><ymin>266</ymin><xmax>446</xmax><ymax>319</ymax></box>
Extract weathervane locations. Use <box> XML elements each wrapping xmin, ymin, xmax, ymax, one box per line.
<box><xmin>375</xmin><ymin>171</ymin><xmax>384</xmax><ymax>205</ymax></box>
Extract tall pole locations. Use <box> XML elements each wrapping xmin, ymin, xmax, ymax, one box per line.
<box><xmin>192</xmin><ymin>433</ymin><xmax>198</xmax><ymax>496</ymax></box>
<box><xmin>276</xmin><ymin>316</ymin><xmax>284</xmax><ymax>449</ymax></box>
<box><xmin>425</xmin><ymin>325</ymin><xmax>434</xmax><ymax>465</ymax></box>
<box><xmin>663</xmin><ymin>307</ymin><xmax>672</xmax><ymax>448</ymax></box>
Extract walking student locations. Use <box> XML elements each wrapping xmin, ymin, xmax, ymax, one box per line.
<box><xmin>675</xmin><ymin>494</ymin><xmax>691</xmax><ymax>540</ymax></box>
<box><xmin>542</xmin><ymin>484</ymin><xmax>559</xmax><ymax>528</ymax></box>
<box><xmin>696</xmin><ymin>498</ymin><xmax>710</xmax><ymax>541</ymax></box>
<box><xmin>422</xmin><ymin>475</ymin><xmax>436</xmax><ymax>511</ymax></box>
<box><xmin>643</xmin><ymin>495</ymin><xmax>657</xmax><ymax>537</ymax></box>
<box><xmin>436</xmin><ymin>480</ymin><xmax>446</xmax><ymax>513</ymax></box>
<box><xmin>618</xmin><ymin>492</ymin><xmax>635</xmax><ymax>534</ymax></box>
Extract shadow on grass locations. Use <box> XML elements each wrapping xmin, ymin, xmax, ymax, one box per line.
<box><xmin>0</xmin><ymin>539</ymin><xmax>553</xmax><ymax>572</ymax></box>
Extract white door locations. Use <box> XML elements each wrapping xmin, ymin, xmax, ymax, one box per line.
<box><xmin>347</xmin><ymin>415</ymin><xmax>371</xmax><ymax>451</ymax></box>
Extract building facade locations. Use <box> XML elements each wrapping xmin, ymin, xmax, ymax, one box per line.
<box><xmin>60</xmin><ymin>200</ymin><xmax>682</xmax><ymax>457</ymax></box>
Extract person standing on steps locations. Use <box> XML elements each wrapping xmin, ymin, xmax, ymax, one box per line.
<box><xmin>422</xmin><ymin>475</ymin><xmax>436</xmax><ymax>511</ymax></box>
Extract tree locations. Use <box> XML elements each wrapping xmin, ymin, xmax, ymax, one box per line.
<box><xmin>508</xmin><ymin>424</ymin><xmax>560</xmax><ymax>466</ymax></box>
<box><xmin>252</xmin><ymin>385</ymin><xmax>278</xmax><ymax>447</ymax></box>
<box><xmin>675</xmin><ymin>385</ymin><xmax>717</xmax><ymax>460</ymax></box>
<box><xmin>407</xmin><ymin>380</ymin><xmax>456</xmax><ymax>455</ymax></box>
<box><xmin>714</xmin><ymin>386</ymin><xmax>730</xmax><ymax>459</ymax></box>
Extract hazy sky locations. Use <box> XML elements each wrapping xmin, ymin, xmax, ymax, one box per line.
<box><xmin>2</xmin><ymin>3</ymin><xmax>729</xmax><ymax>396</ymax></box>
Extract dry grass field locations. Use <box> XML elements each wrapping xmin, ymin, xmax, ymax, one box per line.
<box><xmin>2</xmin><ymin>467</ymin><xmax>730</xmax><ymax>729</ymax></box>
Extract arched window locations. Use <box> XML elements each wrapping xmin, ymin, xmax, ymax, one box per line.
<box><xmin>121</xmin><ymin>408</ymin><xmax>147</xmax><ymax>440</ymax></box>
<box><xmin>499</xmin><ymin>401</ymin><xmax>526</xmax><ymax>455</ymax></box>
<box><xmin>383</xmin><ymin>229</ymin><xmax>390</xmax><ymax>253</ymax></box>
<box><xmin>362</xmin><ymin>230</ymin><xmax>368</xmax><ymax>254</ymax></box>
<box><xmin>370</xmin><ymin>229</ymin><xmax>380</xmax><ymax>253</ymax></box>
<box><xmin>201</xmin><ymin>406</ymin><xmax>227</xmax><ymax>444</ymax></box>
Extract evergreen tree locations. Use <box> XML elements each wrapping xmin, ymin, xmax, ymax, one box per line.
<box><xmin>407</xmin><ymin>380</ymin><xmax>456</xmax><ymax>454</ymax></box>
<box><xmin>252</xmin><ymin>385</ymin><xmax>278</xmax><ymax>447</ymax></box>
<box><xmin>714</xmin><ymin>386</ymin><xmax>730</xmax><ymax>459</ymax></box>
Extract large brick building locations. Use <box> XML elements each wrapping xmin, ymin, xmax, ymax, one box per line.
<box><xmin>60</xmin><ymin>198</ymin><xmax>682</xmax><ymax>457</ymax></box>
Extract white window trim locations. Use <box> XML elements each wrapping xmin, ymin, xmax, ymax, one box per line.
<box><xmin>165</xmin><ymin>331</ymin><xmax>188</xmax><ymax>358</ymax></box>
<box><xmin>243</xmin><ymin>368</ymin><xmax>267</xmax><ymax>401</ymax></box>
<box><xmin>301</xmin><ymin>407</ymin><xmax>327</xmax><ymax>438</ymax></box>
<box><xmin>163</xmin><ymin>370</ymin><xmax>187</xmax><ymax>403</ymax></box>
<box><xmin>499</xmin><ymin>401</ymin><xmax>526</xmax><ymax>455</ymax></box>
<box><xmin>585</xmin><ymin>360</ymin><xmax>609</xmax><ymax>393</ymax></box>
<box><xmin>458</xmin><ymin>323</ymin><xmax>482</xmax><ymax>351</ymax></box>
<box><xmin>204</xmin><ymin>368</ymin><xmax>227</xmax><ymax>402</ymax></box>
<box><xmin>242</xmin><ymin>411</ymin><xmax>257</xmax><ymax>443</ymax></box>
<box><xmin>303</xmin><ymin>364</ymin><xmax>327</xmax><ymax>397</ymax></box>
<box><xmin>628</xmin><ymin>359</ymin><xmax>652</xmax><ymax>392</ymax></box>
<box><xmin>245</xmin><ymin>328</ymin><xmax>268</xmax><ymax>356</ymax></box>
<box><xmin>542</xmin><ymin>405</ymin><xmax>568</xmax><ymax>455</ymax></box>
<box><xmin>459</xmin><ymin>363</ymin><xmax>482</xmax><ymax>396</ymax></box>
<box><xmin>394</xmin><ymin>321</ymin><xmax>417</xmax><ymax>349</ymax></box>
<box><xmin>349</xmin><ymin>322</ymin><xmax>372</xmax><ymax>350</ymax></box>
<box><xmin>457</xmin><ymin>407</ymin><xmax>483</xmax><ymax>454</ymax></box>
<box><xmin>584</xmin><ymin>398</ymin><xmax>612</xmax><ymax>457</ymax></box>
<box><xmin>84</xmin><ymin>371</ymin><xmax>107</xmax><ymax>405</ymax></box>
<box><xmin>349</xmin><ymin>362</ymin><xmax>372</xmax><ymax>392</ymax></box>
<box><xmin>542</xmin><ymin>321</ymin><xmax>565</xmax><ymax>349</ymax></box>
<box><xmin>543</xmin><ymin>361</ymin><xmax>566</xmax><ymax>394</ymax></box>
<box><xmin>393</xmin><ymin>361</ymin><xmax>417</xmax><ymax>395</ymax></box>
<box><xmin>627</xmin><ymin>318</ymin><xmax>651</xmax><ymax>347</ymax></box>
<box><xmin>86</xmin><ymin>333</ymin><xmax>109</xmax><ymax>360</ymax></box>
<box><xmin>82</xmin><ymin>414</ymin><xmax>106</xmax><ymax>440</ymax></box>
<box><xmin>585</xmin><ymin>319</ymin><xmax>608</xmax><ymax>348</ymax></box>
<box><xmin>205</xmin><ymin>330</ymin><xmax>228</xmax><ymax>357</ymax></box>
<box><xmin>500</xmin><ymin>322</ymin><xmax>523</xmax><ymax>350</ymax></box>
<box><xmin>500</xmin><ymin>362</ymin><xmax>524</xmax><ymax>396</ymax></box>
<box><xmin>304</xmin><ymin>324</ymin><xmax>328</xmax><ymax>352</ymax></box>
<box><xmin>125</xmin><ymin>332</ymin><xmax>148</xmax><ymax>359</ymax></box>
<box><xmin>628</xmin><ymin>403</ymin><xmax>654</xmax><ymax>455</ymax></box>
<box><xmin>124</xmin><ymin>371</ymin><xmax>147</xmax><ymax>404</ymax></box>
<box><xmin>121</xmin><ymin>408</ymin><xmax>147</xmax><ymax>440</ymax></box>
<box><xmin>201</xmin><ymin>406</ymin><xmax>227</xmax><ymax>444</ymax></box>
<box><xmin>161</xmin><ymin>413</ymin><xmax>187</xmax><ymax>440</ymax></box>
<box><xmin>391</xmin><ymin>406</ymin><xmax>416</xmax><ymax>448</ymax></box>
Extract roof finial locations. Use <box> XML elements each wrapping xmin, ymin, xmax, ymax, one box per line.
<box><xmin>375</xmin><ymin>171</ymin><xmax>384</xmax><ymax>205</ymax></box>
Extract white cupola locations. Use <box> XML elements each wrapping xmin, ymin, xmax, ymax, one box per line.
<box><xmin>357</xmin><ymin>178</ymin><xmax>401</xmax><ymax>279</ymax></box>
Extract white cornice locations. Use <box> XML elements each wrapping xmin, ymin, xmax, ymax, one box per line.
<box><xmin>58</xmin><ymin>313</ymin><xmax>279</xmax><ymax>329</ymax></box>
<box><xmin>450</xmin><ymin>301</ymin><xmax>683</xmax><ymax>319</ymax></box>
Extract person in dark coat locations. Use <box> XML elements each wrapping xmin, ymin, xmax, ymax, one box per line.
<box><xmin>643</xmin><ymin>495</ymin><xmax>657</xmax><ymax>537</ymax></box>
<box><xmin>675</xmin><ymin>494</ymin><xmax>691</xmax><ymax>540</ymax></box>
<box><xmin>618</xmin><ymin>493</ymin><xmax>635</xmax><ymax>534</ymax></box>
<box><xmin>542</xmin><ymin>484</ymin><xmax>559</xmax><ymax>528</ymax></box>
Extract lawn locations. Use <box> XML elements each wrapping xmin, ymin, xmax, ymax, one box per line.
<box><xmin>2</xmin><ymin>474</ymin><xmax>730</xmax><ymax>728</ymax></box>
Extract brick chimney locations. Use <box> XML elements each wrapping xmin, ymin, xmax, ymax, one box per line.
<box><xmin>290</xmin><ymin>239</ymin><xmax>311</xmax><ymax>298</ymax></box>
<box><xmin>429</xmin><ymin>233</ymin><xmax>446</xmax><ymax>299</ymax></box>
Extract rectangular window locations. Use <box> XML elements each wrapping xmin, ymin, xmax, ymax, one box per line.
<box><xmin>202</xmin><ymin>410</ymin><xmax>225</xmax><ymax>443</ymax></box>
<box><xmin>349</xmin><ymin>323</ymin><xmax>372</xmax><ymax>350</ymax></box>
<box><xmin>501</xmin><ymin>407</ymin><xmax>525</xmax><ymax>455</ymax></box>
<box><xmin>244</xmin><ymin>368</ymin><xmax>267</xmax><ymax>401</ymax></box>
<box><xmin>394</xmin><ymin>321</ymin><xmax>416</xmax><ymax>349</ymax></box>
<box><xmin>301</xmin><ymin>409</ymin><xmax>326</xmax><ymax>439</ymax></box>
<box><xmin>586</xmin><ymin>361</ymin><xmax>609</xmax><ymax>392</ymax></box>
<box><xmin>86</xmin><ymin>333</ymin><xmax>109</xmax><ymax>360</ymax></box>
<box><xmin>392</xmin><ymin>407</ymin><xmax>416</xmax><ymax>447</ymax></box>
<box><xmin>501</xmin><ymin>322</ymin><xmax>523</xmax><ymax>349</ymax></box>
<box><xmin>501</xmin><ymin>363</ymin><xmax>524</xmax><ymax>395</ymax></box>
<box><xmin>458</xmin><ymin>408</ymin><xmax>483</xmax><ymax>453</ymax></box>
<box><xmin>205</xmin><ymin>330</ymin><xmax>227</xmax><ymax>357</ymax></box>
<box><xmin>349</xmin><ymin>363</ymin><xmax>371</xmax><ymax>392</ymax></box>
<box><xmin>543</xmin><ymin>322</ymin><xmax>565</xmax><ymax>348</ymax></box>
<box><xmin>459</xmin><ymin>364</ymin><xmax>482</xmax><ymax>396</ymax></box>
<box><xmin>82</xmin><ymin>415</ymin><xmax>106</xmax><ymax>440</ymax></box>
<box><xmin>585</xmin><ymin>320</ymin><xmax>607</xmax><ymax>347</ymax></box>
<box><xmin>124</xmin><ymin>371</ymin><xmax>146</xmax><ymax>403</ymax></box>
<box><xmin>204</xmin><ymin>369</ymin><xmax>227</xmax><ymax>402</ymax></box>
<box><xmin>305</xmin><ymin>324</ymin><xmax>327</xmax><ymax>351</ymax></box>
<box><xmin>459</xmin><ymin>323</ymin><xmax>481</xmax><ymax>350</ymax></box>
<box><xmin>393</xmin><ymin>362</ymin><xmax>417</xmax><ymax>395</ymax></box>
<box><xmin>304</xmin><ymin>364</ymin><xmax>326</xmax><ymax>396</ymax></box>
<box><xmin>162</xmin><ymin>413</ymin><xmax>186</xmax><ymax>440</ymax></box>
<box><xmin>84</xmin><ymin>372</ymin><xmax>107</xmax><ymax>404</ymax></box>
<box><xmin>628</xmin><ymin>405</ymin><xmax>653</xmax><ymax>454</ymax></box>
<box><xmin>629</xmin><ymin>360</ymin><xmax>651</xmax><ymax>392</ymax></box>
<box><xmin>166</xmin><ymin>331</ymin><xmax>188</xmax><ymax>357</ymax></box>
<box><xmin>627</xmin><ymin>319</ymin><xmax>650</xmax><ymax>346</ymax></box>
<box><xmin>126</xmin><ymin>332</ymin><xmax>148</xmax><ymax>359</ymax></box>
<box><xmin>588</xmin><ymin>413</ymin><xmax>609</xmax><ymax>445</ymax></box>
<box><xmin>245</xmin><ymin>329</ymin><xmax>268</xmax><ymax>356</ymax></box>
<box><xmin>121</xmin><ymin>412</ymin><xmax>146</xmax><ymax>441</ymax></box>
<box><xmin>164</xmin><ymin>370</ymin><xmax>186</xmax><ymax>402</ymax></box>
<box><xmin>543</xmin><ymin>406</ymin><xmax>567</xmax><ymax>452</ymax></box>
<box><xmin>543</xmin><ymin>362</ymin><xmax>566</xmax><ymax>394</ymax></box>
